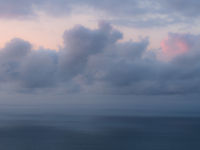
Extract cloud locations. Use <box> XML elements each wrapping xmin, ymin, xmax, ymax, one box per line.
<box><xmin>160</xmin><ymin>33</ymin><xmax>200</xmax><ymax>59</ymax></box>
<box><xmin>0</xmin><ymin>38</ymin><xmax>31</xmax><ymax>82</ymax></box>
<box><xmin>160</xmin><ymin>0</ymin><xmax>200</xmax><ymax>17</ymax></box>
<box><xmin>18</xmin><ymin>49</ymin><xmax>58</xmax><ymax>88</ymax></box>
<box><xmin>161</xmin><ymin>33</ymin><xmax>190</xmax><ymax>59</ymax></box>
<box><xmin>0</xmin><ymin>0</ymin><xmax>199</xmax><ymax>29</ymax></box>
<box><xmin>0</xmin><ymin>0</ymin><xmax>37</xmax><ymax>19</ymax></box>
<box><xmin>0</xmin><ymin>23</ymin><xmax>200</xmax><ymax>95</ymax></box>
<box><xmin>0</xmin><ymin>38</ymin><xmax>58</xmax><ymax>90</ymax></box>
<box><xmin>0</xmin><ymin>0</ymin><xmax>198</xmax><ymax>31</ymax></box>
<box><xmin>0</xmin><ymin>0</ymin><xmax>75</xmax><ymax>19</ymax></box>
<box><xmin>59</xmin><ymin>22</ymin><xmax>122</xmax><ymax>80</ymax></box>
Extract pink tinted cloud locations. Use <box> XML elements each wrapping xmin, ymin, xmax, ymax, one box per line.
<box><xmin>161</xmin><ymin>33</ymin><xmax>190</xmax><ymax>59</ymax></box>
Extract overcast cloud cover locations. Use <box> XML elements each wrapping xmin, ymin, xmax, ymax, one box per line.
<box><xmin>0</xmin><ymin>0</ymin><xmax>200</xmax><ymax>28</ymax></box>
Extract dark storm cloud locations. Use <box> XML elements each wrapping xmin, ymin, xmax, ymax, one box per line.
<box><xmin>0</xmin><ymin>23</ymin><xmax>200</xmax><ymax>94</ymax></box>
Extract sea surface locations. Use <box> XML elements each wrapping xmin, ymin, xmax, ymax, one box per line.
<box><xmin>0</xmin><ymin>94</ymin><xmax>199</xmax><ymax>150</ymax></box>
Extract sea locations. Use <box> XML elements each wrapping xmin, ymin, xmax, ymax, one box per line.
<box><xmin>0</xmin><ymin>94</ymin><xmax>199</xmax><ymax>150</ymax></box>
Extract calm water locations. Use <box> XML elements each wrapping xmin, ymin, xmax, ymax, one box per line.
<box><xmin>0</xmin><ymin>94</ymin><xmax>200</xmax><ymax>149</ymax></box>
<box><xmin>0</xmin><ymin>116</ymin><xmax>200</xmax><ymax>150</ymax></box>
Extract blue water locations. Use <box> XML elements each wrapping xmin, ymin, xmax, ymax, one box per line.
<box><xmin>0</xmin><ymin>94</ymin><xmax>200</xmax><ymax>149</ymax></box>
<box><xmin>0</xmin><ymin>116</ymin><xmax>200</xmax><ymax>150</ymax></box>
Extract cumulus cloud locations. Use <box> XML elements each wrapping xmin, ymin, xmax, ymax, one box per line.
<box><xmin>0</xmin><ymin>23</ymin><xmax>200</xmax><ymax>95</ymax></box>
<box><xmin>161</xmin><ymin>34</ymin><xmax>189</xmax><ymax>59</ymax></box>
<box><xmin>160</xmin><ymin>33</ymin><xmax>200</xmax><ymax>59</ymax></box>
<box><xmin>59</xmin><ymin>22</ymin><xmax>122</xmax><ymax>80</ymax></box>
<box><xmin>18</xmin><ymin>49</ymin><xmax>58</xmax><ymax>88</ymax></box>
<box><xmin>0</xmin><ymin>38</ymin><xmax>31</xmax><ymax>82</ymax></box>
<box><xmin>0</xmin><ymin>38</ymin><xmax>58</xmax><ymax>90</ymax></box>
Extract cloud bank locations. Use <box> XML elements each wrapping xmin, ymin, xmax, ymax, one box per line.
<box><xmin>0</xmin><ymin>23</ymin><xmax>200</xmax><ymax>95</ymax></box>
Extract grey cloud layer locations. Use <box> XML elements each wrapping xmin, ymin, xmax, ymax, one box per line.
<box><xmin>0</xmin><ymin>0</ymin><xmax>199</xmax><ymax>27</ymax></box>
<box><xmin>0</xmin><ymin>0</ymin><xmax>153</xmax><ymax>18</ymax></box>
<box><xmin>160</xmin><ymin>0</ymin><xmax>200</xmax><ymax>17</ymax></box>
<box><xmin>0</xmin><ymin>23</ymin><xmax>200</xmax><ymax>94</ymax></box>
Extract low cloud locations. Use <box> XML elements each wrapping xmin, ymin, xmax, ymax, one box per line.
<box><xmin>0</xmin><ymin>23</ymin><xmax>200</xmax><ymax>95</ymax></box>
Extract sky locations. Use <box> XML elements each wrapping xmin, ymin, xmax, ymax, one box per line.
<box><xmin>0</xmin><ymin>0</ymin><xmax>200</xmax><ymax>97</ymax></box>
<box><xmin>2</xmin><ymin>2</ymin><xmax>200</xmax><ymax>149</ymax></box>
